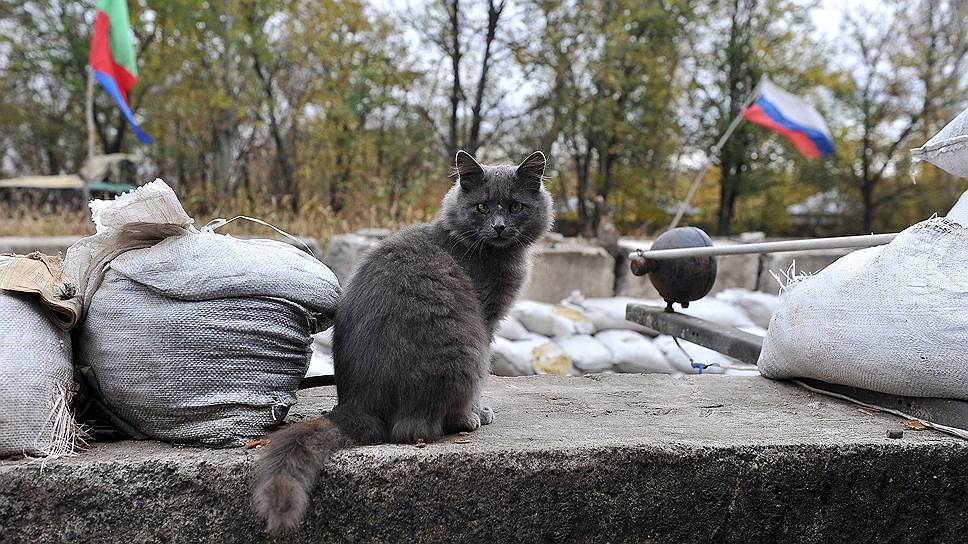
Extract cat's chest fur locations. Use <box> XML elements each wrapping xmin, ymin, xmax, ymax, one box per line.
<box><xmin>442</xmin><ymin>235</ymin><xmax>528</xmax><ymax>331</ymax></box>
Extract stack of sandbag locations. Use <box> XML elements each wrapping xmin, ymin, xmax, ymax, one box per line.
<box><xmin>490</xmin><ymin>333</ymin><xmax>571</xmax><ymax>376</ymax></box>
<box><xmin>0</xmin><ymin>254</ymin><xmax>84</xmax><ymax>458</ymax></box>
<box><xmin>67</xmin><ymin>180</ymin><xmax>340</xmax><ymax>446</ymax></box>
<box><xmin>759</xmin><ymin>193</ymin><xmax>968</xmax><ymax>398</ymax></box>
<box><xmin>491</xmin><ymin>294</ymin><xmax>766</xmax><ymax>377</ymax></box>
<box><xmin>713</xmin><ymin>288</ymin><xmax>779</xmax><ymax>330</ymax></box>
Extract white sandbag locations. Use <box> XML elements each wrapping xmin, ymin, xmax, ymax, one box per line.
<box><xmin>714</xmin><ymin>288</ymin><xmax>780</xmax><ymax>329</ymax></box>
<box><xmin>314</xmin><ymin>327</ymin><xmax>334</xmax><ymax>349</ymax></box>
<box><xmin>677</xmin><ymin>298</ymin><xmax>755</xmax><ymax>329</ymax></box>
<box><xmin>0</xmin><ymin>291</ymin><xmax>77</xmax><ymax>458</ymax></box>
<box><xmin>307</xmin><ymin>347</ymin><xmax>334</xmax><ymax>378</ymax></box>
<box><xmin>511</xmin><ymin>300</ymin><xmax>595</xmax><ymax>337</ymax></box>
<box><xmin>489</xmin><ymin>336</ymin><xmax>538</xmax><ymax>376</ymax></box>
<box><xmin>555</xmin><ymin>334</ymin><xmax>613</xmax><ymax>373</ymax></box>
<box><xmin>948</xmin><ymin>191</ymin><xmax>968</xmax><ymax>225</ymax></box>
<box><xmin>562</xmin><ymin>292</ymin><xmax>656</xmax><ymax>333</ymax></box>
<box><xmin>495</xmin><ymin>315</ymin><xmax>530</xmax><ymax>341</ymax></box>
<box><xmin>490</xmin><ymin>334</ymin><xmax>571</xmax><ymax>376</ymax></box>
<box><xmin>911</xmin><ymin>106</ymin><xmax>968</xmax><ymax>178</ymax></box>
<box><xmin>69</xmin><ymin>180</ymin><xmax>341</xmax><ymax>446</ymax></box>
<box><xmin>758</xmin><ymin>210</ymin><xmax>968</xmax><ymax>399</ymax></box>
<box><xmin>595</xmin><ymin>329</ymin><xmax>675</xmax><ymax>374</ymax></box>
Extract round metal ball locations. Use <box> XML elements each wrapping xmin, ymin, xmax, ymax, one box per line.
<box><xmin>647</xmin><ymin>227</ymin><xmax>717</xmax><ymax>310</ymax></box>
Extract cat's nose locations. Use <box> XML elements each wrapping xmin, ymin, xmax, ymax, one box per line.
<box><xmin>493</xmin><ymin>225</ymin><xmax>505</xmax><ymax>235</ymax></box>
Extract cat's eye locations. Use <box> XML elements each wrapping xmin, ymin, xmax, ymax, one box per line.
<box><xmin>476</xmin><ymin>203</ymin><xmax>490</xmax><ymax>214</ymax></box>
<box><xmin>509</xmin><ymin>202</ymin><xmax>523</xmax><ymax>213</ymax></box>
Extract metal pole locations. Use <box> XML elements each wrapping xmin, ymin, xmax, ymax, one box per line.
<box><xmin>628</xmin><ymin>232</ymin><xmax>898</xmax><ymax>261</ymax></box>
<box><xmin>667</xmin><ymin>77</ymin><xmax>765</xmax><ymax>231</ymax></box>
<box><xmin>85</xmin><ymin>67</ymin><xmax>95</xmax><ymax>206</ymax></box>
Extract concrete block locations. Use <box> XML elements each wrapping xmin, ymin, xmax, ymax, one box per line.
<box><xmin>2</xmin><ymin>374</ymin><xmax>967</xmax><ymax>543</ymax></box>
<box><xmin>324</xmin><ymin>229</ymin><xmax>391</xmax><ymax>284</ymax></box>
<box><xmin>0</xmin><ymin>236</ymin><xmax>81</xmax><ymax>257</ymax></box>
<box><xmin>522</xmin><ymin>242</ymin><xmax>615</xmax><ymax>303</ymax></box>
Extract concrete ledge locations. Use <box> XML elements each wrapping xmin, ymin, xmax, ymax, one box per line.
<box><xmin>0</xmin><ymin>236</ymin><xmax>83</xmax><ymax>257</ymax></box>
<box><xmin>2</xmin><ymin>375</ymin><xmax>966</xmax><ymax>543</ymax></box>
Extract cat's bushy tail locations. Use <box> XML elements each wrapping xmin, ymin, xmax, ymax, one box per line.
<box><xmin>252</xmin><ymin>407</ymin><xmax>365</xmax><ymax>532</ymax></box>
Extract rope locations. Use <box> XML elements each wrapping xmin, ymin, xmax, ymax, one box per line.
<box><xmin>201</xmin><ymin>215</ymin><xmax>316</xmax><ymax>258</ymax></box>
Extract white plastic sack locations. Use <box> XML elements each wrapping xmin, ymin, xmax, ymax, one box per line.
<box><xmin>65</xmin><ymin>179</ymin><xmax>195</xmax><ymax>306</ymax></box>
<box><xmin>758</xmin><ymin>209</ymin><xmax>968</xmax><ymax>399</ymax></box>
<box><xmin>595</xmin><ymin>329</ymin><xmax>675</xmax><ymax>374</ymax></box>
<box><xmin>555</xmin><ymin>334</ymin><xmax>613</xmax><ymax>373</ymax></box>
<box><xmin>511</xmin><ymin>300</ymin><xmax>595</xmax><ymax>337</ymax></box>
<box><xmin>306</xmin><ymin>336</ymin><xmax>335</xmax><ymax>378</ymax></box>
<box><xmin>714</xmin><ymin>288</ymin><xmax>780</xmax><ymax>329</ymax></box>
<box><xmin>677</xmin><ymin>298</ymin><xmax>755</xmax><ymax>329</ymax></box>
<box><xmin>495</xmin><ymin>315</ymin><xmax>530</xmax><ymax>341</ymax></box>
<box><xmin>948</xmin><ymin>191</ymin><xmax>968</xmax><ymax>225</ymax></box>
<box><xmin>313</xmin><ymin>327</ymin><xmax>334</xmax><ymax>350</ymax></box>
<box><xmin>490</xmin><ymin>334</ymin><xmax>571</xmax><ymax>376</ymax></box>
<box><xmin>69</xmin><ymin>180</ymin><xmax>341</xmax><ymax>446</ymax></box>
<box><xmin>911</xmin><ymin>106</ymin><xmax>968</xmax><ymax>178</ymax></box>
<box><xmin>562</xmin><ymin>293</ymin><xmax>655</xmax><ymax>333</ymax></box>
<box><xmin>0</xmin><ymin>291</ymin><xmax>76</xmax><ymax>457</ymax></box>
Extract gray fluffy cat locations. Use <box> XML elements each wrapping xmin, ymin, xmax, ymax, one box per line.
<box><xmin>253</xmin><ymin>150</ymin><xmax>552</xmax><ymax>531</ymax></box>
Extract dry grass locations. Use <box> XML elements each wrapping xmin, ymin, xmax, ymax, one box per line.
<box><xmin>0</xmin><ymin>203</ymin><xmax>94</xmax><ymax>237</ymax></box>
<box><xmin>0</xmin><ymin>185</ymin><xmax>444</xmax><ymax>248</ymax></box>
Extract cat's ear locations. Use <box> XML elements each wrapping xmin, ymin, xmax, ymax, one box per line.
<box><xmin>455</xmin><ymin>150</ymin><xmax>485</xmax><ymax>190</ymax></box>
<box><xmin>516</xmin><ymin>151</ymin><xmax>546</xmax><ymax>192</ymax></box>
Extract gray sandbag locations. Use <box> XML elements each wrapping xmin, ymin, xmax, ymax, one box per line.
<box><xmin>0</xmin><ymin>291</ymin><xmax>75</xmax><ymax>457</ymax></box>
<box><xmin>76</xmin><ymin>233</ymin><xmax>340</xmax><ymax>446</ymax></box>
<box><xmin>68</xmin><ymin>180</ymin><xmax>340</xmax><ymax>447</ymax></box>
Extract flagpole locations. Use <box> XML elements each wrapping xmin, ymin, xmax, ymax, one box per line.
<box><xmin>85</xmin><ymin>67</ymin><xmax>95</xmax><ymax>206</ymax></box>
<box><xmin>667</xmin><ymin>76</ymin><xmax>766</xmax><ymax>231</ymax></box>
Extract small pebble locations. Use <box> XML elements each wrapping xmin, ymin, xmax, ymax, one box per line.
<box><xmin>887</xmin><ymin>430</ymin><xmax>903</xmax><ymax>439</ymax></box>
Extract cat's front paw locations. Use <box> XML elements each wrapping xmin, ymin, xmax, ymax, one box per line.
<box><xmin>445</xmin><ymin>411</ymin><xmax>481</xmax><ymax>433</ymax></box>
<box><xmin>479</xmin><ymin>406</ymin><xmax>495</xmax><ymax>425</ymax></box>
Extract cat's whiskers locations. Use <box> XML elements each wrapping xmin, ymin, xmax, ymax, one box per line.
<box><xmin>452</xmin><ymin>229</ymin><xmax>479</xmax><ymax>248</ymax></box>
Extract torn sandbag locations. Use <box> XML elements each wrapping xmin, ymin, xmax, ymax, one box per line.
<box><xmin>67</xmin><ymin>180</ymin><xmax>341</xmax><ymax>447</ymax></box>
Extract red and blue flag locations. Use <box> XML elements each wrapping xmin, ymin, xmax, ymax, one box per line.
<box><xmin>88</xmin><ymin>0</ymin><xmax>152</xmax><ymax>144</ymax></box>
<box><xmin>743</xmin><ymin>78</ymin><xmax>833</xmax><ymax>158</ymax></box>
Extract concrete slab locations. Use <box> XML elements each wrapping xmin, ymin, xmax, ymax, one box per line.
<box><xmin>2</xmin><ymin>374</ymin><xmax>965</xmax><ymax>543</ymax></box>
<box><xmin>324</xmin><ymin>229</ymin><xmax>390</xmax><ymax>284</ymax></box>
<box><xmin>521</xmin><ymin>242</ymin><xmax>615</xmax><ymax>303</ymax></box>
<box><xmin>0</xmin><ymin>236</ymin><xmax>82</xmax><ymax>257</ymax></box>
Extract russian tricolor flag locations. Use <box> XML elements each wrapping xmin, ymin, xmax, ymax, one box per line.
<box><xmin>743</xmin><ymin>78</ymin><xmax>833</xmax><ymax>158</ymax></box>
<box><xmin>88</xmin><ymin>0</ymin><xmax>152</xmax><ymax>144</ymax></box>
